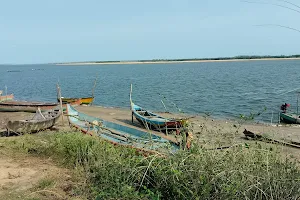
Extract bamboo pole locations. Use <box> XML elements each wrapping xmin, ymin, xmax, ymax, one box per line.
<box><xmin>130</xmin><ymin>84</ymin><xmax>133</xmax><ymax>105</ymax></box>
<box><xmin>271</xmin><ymin>111</ymin><xmax>273</xmax><ymax>125</ymax></box>
<box><xmin>130</xmin><ymin>84</ymin><xmax>133</xmax><ymax>123</ymax></box>
<box><xmin>91</xmin><ymin>73</ymin><xmax>99</xmax><ymax>105</ymax></box>
<box><xmin>129</xmin><ymin>84</ymin><xmax>154</xmax><ymax>143</ymax></box>
<box><xmin>56</xmin><ymin>83</ymin><xmax>64</xmax><ymax>125</ymax></box>
<box><xmin>297</xmin><ymin>92</ymin><xmax>299</xmax><ymax>115</ymax></box>
<box><xmin>161</xmin><ymin>99</ymin><xmax>167</xmax><ymax>112</ymax></box>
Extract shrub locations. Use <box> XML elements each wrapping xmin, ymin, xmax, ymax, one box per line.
<box><xmin>11</xmin><ymin>132</ymin><xmax>300</xmax><ymax>199</ymax></box>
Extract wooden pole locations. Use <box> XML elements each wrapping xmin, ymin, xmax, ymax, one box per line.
<box><xmin>161</xmin><ymin>99</ymin><xmax>167</xmax><ymax>112</ymax></box>
<box><xmin>57</xmin><ymin>83</ymin><xmax>64</xmax><ymax>125</ymax></box>
<box><xmin>130</xmin><ymin>84</ymin><xmax>133</xmax><ymax>105</ymax></box>
<box><xmin>5</xmin><ymin>86</ymin><xmax>7</xmax><ymax>101</ymax></box>
<box><xmin>297</xmin><ymin>92</ymin><xmax>299</xmax><ymax>116</ymax></box>
<box><xmin>271</xmin><ymin>111</ymin><xmax>273</xmax><ymax>125</ymax></box>
<box><xmin>91</xmin><ymin>73</ymin><xmax>99</xmax><ymax>105</ymax></box>
<box><xmin>130</xmin><ymin>84</ymin><xmax>133</xmax><ymax>123</ymax></box>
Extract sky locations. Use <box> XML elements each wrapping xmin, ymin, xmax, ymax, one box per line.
<box><xmin>0</xmin><ymin>0</ymin><xmax>299</xmax><ymax>64</ymax></box>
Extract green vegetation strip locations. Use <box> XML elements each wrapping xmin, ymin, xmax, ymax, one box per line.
<box><xmin>4</xmin><ymin>132</ymin><xmax>300</xmax><ymax>199</ymax></box>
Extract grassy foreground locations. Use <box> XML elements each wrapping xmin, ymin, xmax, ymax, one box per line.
<box><xmin>2</xmin><ymin>131</ymin><xmax>300</xmax><ymax>200</ymax></box>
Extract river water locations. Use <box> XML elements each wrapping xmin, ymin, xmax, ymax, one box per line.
<box><xmin>0</xmin><ymin>60</ymin><xmax>299</xmax><ymax>123</ymax></box>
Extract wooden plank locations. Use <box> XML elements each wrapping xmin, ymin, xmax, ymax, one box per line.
<box><xmin>56</xmin><ymin>83</ymin><xmax>64</xmax><ymax>125</ymax></box>
<box><xmin>243</xmin><ymin>129</ymin><xmax>300</xmax><ymax>149</ymax></box>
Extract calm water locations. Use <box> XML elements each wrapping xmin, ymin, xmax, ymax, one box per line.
<box><xmin>0</xmin><ymin>60</ymin><xmax>299</xmax><ymax>123</ymax></box>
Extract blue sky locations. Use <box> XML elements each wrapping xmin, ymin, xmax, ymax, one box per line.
<box><xmin>0</xmin><ymin>0</ymin><xmax>299</xmax><ymax>64</ymax></box>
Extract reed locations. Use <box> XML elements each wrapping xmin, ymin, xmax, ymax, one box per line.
<box><xmin>5</xmin><ymin>130</ymin><xmax>299</xmax><ymax>200</ymax></box>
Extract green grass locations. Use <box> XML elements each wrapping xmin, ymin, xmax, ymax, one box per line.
<box><xmin>35</xmin><ymin>178</ymin><xmax>55</xmax><ymax>190</ymax></box>
<box><xmin>4</xmin><ymin>132</ymin><xmax>300</xmax><ymax>200</ymax></box>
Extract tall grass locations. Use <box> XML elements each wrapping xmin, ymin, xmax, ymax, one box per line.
<box><xmin>8</xmin><ymin>132</ymin><xmax>300</xmax><ymax>199</ymax></box>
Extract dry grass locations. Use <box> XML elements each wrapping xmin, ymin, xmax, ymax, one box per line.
<box><xmin>1</xmin><ymin>130</ymin><xmax>298</xmax><ymax>200</ymax></box>
<box><xmin>0</xmin><ymin>136</ymin><xmax>88</xmax><ymax>200</ymax></box>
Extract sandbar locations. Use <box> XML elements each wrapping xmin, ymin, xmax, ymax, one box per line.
<box><xmin>56</xmin><ymin>57</ymin><xmax>300</xmax><ymax>66</ymax></box>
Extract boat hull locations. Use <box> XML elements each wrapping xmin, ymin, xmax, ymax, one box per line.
<box><xmin>6</xmin><ymin>109</ymin><xmax>61</xmax><ymax>134</ymax></box>
<box><xmin>61</xmin><ymin>99</ymin><xmax>81</xmax><ymax>112</ymax></box>
<box><xmin>131</xmin><ymin>103</ymin><xmax>185</xmax><ymax>131</ymax></box>
<box><xmin>0</xmin><ymin>101</ymin><xmax>59</xmax><ymax>112</ymax></box>
<box><xmin>0</xmin><ymin>94</ymin><xmax>14</xmax><ymax>102</ymax></box>
<box><xmin>280</xmin><ymin>112</ymin><xmax>300</xmax><ymax>124</ymax></box>
<box><xmin>59</xmin><ymin>97</ymin><xmax>94</xmax><ymax>105</ymax></box>
<box><xmin>133</xmin><ymin>112</ymin><xmax>183</xmax><ymax>129</ymax></box>
<box><xmin>66</xmin><ymin>104</ymin><xmax>179</xmax><ymax>153</ymax></box>
<box><xmin>80</xmin><ymin>97</ymin><xmax>94</xmax><ymax>105</ymax></box>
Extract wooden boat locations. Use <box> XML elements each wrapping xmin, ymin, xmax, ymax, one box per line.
<box><xmin>6</xmin><ymin>108</ymin><xmax>61</xmax><ymax>134</ymax></box>
<box><xmin>79</xmin><ymin>97</ymin><xmax>94</xmax><ymax>105</ymax></box>
<box><xmin>56</xmin><ymin>75</ymin><xmax>97</xmax><ymax>105</ymax></box>
<box><xmin>56</xmin><ymin>75</ymin><xmax>98</xmax><ymax>105</ymax></box>
<box><xmin>280</xmin><ymin>112</ymin><xmax>300</xmax><ymax>124</ymax></box>
<box><xmin>0</xmin><ymin>94</ymin><xmax>14</xmax><ymax>102</ymax></box>
<box><xmin>129</xmin><ymin>85</ymin><xmax>187</xmax><ymax>131</ymax></box>
<box><xmin>66</xmin><ymin>104</ymin><xmax>179</xmax><ymax>153</ymax></box>
<box><xmin>130</xmin><ymin>102</ymin><xmax>187</xmax><ymax>131</ymax></box>
<box><xmin>59</xmin><ymin>97</ymin><xmax>94</xmax><ymax>105</ymax></box>
<box><xmin>56</xmin><ymin>84</ymin><xmax>81</xmax><ymax>111</ymax></box>
<box><xmin>61</xmin><ymin>99</ymin><xmax>81</xmax><ymax>112</ymax></box>
<box><xmin>0</xmin><ymin>101</ymin><xmax>59</xmax><ymax>112</ymax></box>
<box><xmin>279</xmin><ymin>92</ymin><xmax>300</xmax><ymax>124</ymax></box>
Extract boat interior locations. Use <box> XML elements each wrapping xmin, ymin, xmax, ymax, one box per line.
<box><xmin>137</xmin><ymin>110</ymin><xmax>153</xmax><ymax>117</ymax></box>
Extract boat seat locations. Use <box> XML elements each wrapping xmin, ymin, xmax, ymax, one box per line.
<box><xmin>146</xmin><ymin>116</ymin><xmax>157</xmax><ymax>118</ymax></box>
<box><xmin>138</xmin><ymin>111</ymin><xmax>149</xmax><ymax>116</ymax></box>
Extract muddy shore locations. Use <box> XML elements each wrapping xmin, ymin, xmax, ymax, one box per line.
<box><xmin>1</xmin><ymin>105</ymin><xmax>299</xmax><ymax>158</ymax></box>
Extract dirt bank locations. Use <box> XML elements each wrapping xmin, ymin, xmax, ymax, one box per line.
<box><xmin>0</xmin><ymin>105</ymin><xmax>299</xmax><ymax>156</ymax></box>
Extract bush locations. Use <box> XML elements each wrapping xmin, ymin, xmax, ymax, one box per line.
<box><xmin>12</xmin><ymin>132</ymin><xmax>300</xmax><ymax>199</ymax></box>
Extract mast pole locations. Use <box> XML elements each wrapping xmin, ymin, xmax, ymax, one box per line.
<box><xmin>91</xmin><ymin>73</ymin><xmax>99</xmax><ymax>105</ymax></box>
<box><xmin>297</xmin><ymin>92</ymin><xmax>299</xmax><ymax>115</ymax></box>
<box><xmin>57</xmin><ymin>83</ymin><xmax>64</xmax><ymax>125</ymax></box>
<box><xmin>130</xmin><ymin>84</ymin><xmax>133</xmax><ymax>123</ymax></box>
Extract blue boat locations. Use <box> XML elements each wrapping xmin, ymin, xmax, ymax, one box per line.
<box><xmin>130</xmin><ymin>102</ymin><xmax>186</xmax><ymax>131</ymax></box>
<box><xmin>66</xmin><ymin>104</ymin><xmax>179</xmax><ymax>154</ymax></box>
<box><xmin>130</xmin><ymin>85</ymin><xmax>187</xmax><ymax>132</ymax></box>
<box><xmin>280</xmin><ymin>112</ymin><xmax>300</xmax><ymax>124</ymax></box>
<box><xmin>279</xmin><ymin>92</ymin><xmax>300</xmax><ymax>124</ymax></box>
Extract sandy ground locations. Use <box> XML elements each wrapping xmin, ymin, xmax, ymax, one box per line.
<box><xmin>56</xmin><ymin>58</ymin><xmax>300</xmax><ymax>66</ymax></box>
<box><xmin>0</xmin><ymin>145</ymin><xmax>77</xmax><ymax>199</ymax></box>
<box><xmin>78</xmin><ymin>105</ymin><xmax>300</xmax><ymax>143</ymax></box>
<box><xmin>0</xmin><ymin>105</ymin><xmax>299</xmax><ymax>155</ymax></box>
<box><xmin>1</xmin><ymin>105</ymin><xmax>299</xmax><ymax>141</ymax></box>
<box><xmin>0</xmin><ymin>105</ymin><xmax>299</xmax><ymax>198</ymax></box>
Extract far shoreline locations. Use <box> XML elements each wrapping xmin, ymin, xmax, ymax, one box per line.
<box><xmin>56</xmin><ymin>57</ymin><xmax>300</xmax><ymax>66</ymax></box>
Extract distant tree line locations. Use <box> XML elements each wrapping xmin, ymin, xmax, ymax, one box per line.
<box><xmin>95</xmin><ymin>61</ymin><xmax>121</xmax><ymax>63</ymax></box>
<box><xmin>58</xmin><ymin>54</ymin><xmax>300</xmax><ymax>64</ymax></box>
<box><xmin>135</xmin><ymin>54</ymin><xmax>300</xmax><ymax>62</ymax></box>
